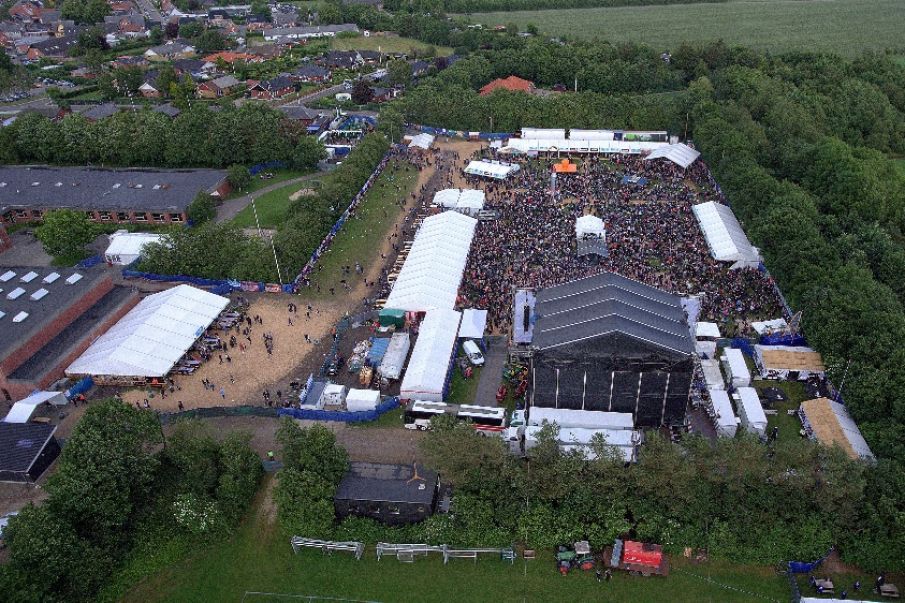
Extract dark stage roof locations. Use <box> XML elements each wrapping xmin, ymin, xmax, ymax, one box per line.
<box><xmin>335</xmin><ymin>462</ymin><xmax>438</xmax><ymax>505</ymax></box>
<box><xmin>0</xmin><ymin>422</ymin><xmax>56</xmax><ymax>473</ymax></box>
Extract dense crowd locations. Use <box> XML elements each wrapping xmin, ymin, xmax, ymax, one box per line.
<box><xmin>458</xmin><ymin>153</ymin><xmax>784</xmax><ymax>336</ymax></box>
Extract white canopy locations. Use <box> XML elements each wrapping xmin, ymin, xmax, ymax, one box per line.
<box><xmin>3</xmin><ymin>391</ymin><xmax>64</xmax><ymax>423</ymax></box>
<box><xmin>528</xmin><ymin>407</ymin><xmax>634</xmax><ymax>430</ymax></box>
<box><xmin>721</xmin><ymin>348</ymin><xmax>751</xmax><ymax>387</ymax></box>
<box><xmin>104</xmin><ymin>231</ymin><xmax>163</xmax><ymax>265</ymax></box>
<box><xmin>521</xmin><ymin>128</ymin><xmax>566</xmax><ymax>139</ymax></box>
<box><xmin>408</xmin><ymin>133</ymin><xmax>434</xmax><ymax>150</ymax></box>
<box><xmin>384</xmin><ymin>211</ymin><xmax>477</xmax><ymax>312</ymax></box>
<box><xmin>695</xmin><ymin>339</ymin><xmax>717</xmax><ymax>359</ymax></box>
<box><xmin>345</xmin><ymin>388</ymin><xmax>380</xmax><ymax>412</ymax></box>
<box><xmin>736</xmin><ymin>387</ymin><xmax>767</xmax><ymax>436</ymax></box>
<box><xmin>751</xmin><ymin>318</ymin><xmax>788</xmax><ymax>335</ymax></box>
<box><xmin>575</xmin><ymin>215</ymin><xmax>605</xmax><ymax>238</ymax></box>
<box><xmin>464</xmin><ymin>160</ymin><xmax>520</xmax><ymax>180</ymax></box>
<box><xmin>692</xmin><ymin>201</ymin><xmax>762</xmax><ymax>269</ymax></box>
<box><xmin>66</xmin><ymin>285</ymin><xmax>229</xmax><ymax>378</ymax></box>
<box><xmin>431</xmin><ymin>189</ymin><xmax>485</xmax><ymax>215</ymax></box>
<box><xmin>458</xmin><ymin>309</ymin><xmax>487</xmax><ymax>340</ymax></box>
<box><xmin>400</xmin><ymin>309</ymin><xmax>462</xmax><ymax>402</ymax></box>
<box><xmin>695</xmin><ymin>321</ymin><xmax>721</xmax><ymax>339</ymax></box>
<box><xmin>644</xmin><ymin>142</ymin><xmax>700</xmax><ymax>168</ymax></box>
<box><xmin>504</xmin><ymin>137</ymin><xmax>668</xmax><ymax>155</ymax></box>
<box><xmin>433</xmin><ymin>188</ymin><xmax>461</xmax><ymax>208</ymax></box>
<box><xmin>709</xmin><ymin>389</ymin><xmax>738</xmax><ymax>437</ymax></box>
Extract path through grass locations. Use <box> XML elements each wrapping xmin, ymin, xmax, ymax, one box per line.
<box><xmin>462</xmin><ymin>0</ymin><xmax>905</xmax><ymax>57</ymax></box>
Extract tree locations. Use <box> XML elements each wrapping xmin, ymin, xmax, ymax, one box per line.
<box><xmin>227</xmin><ymin>164</ymin><xmax>251</xmax><ymax>191</ymax></box>
<box><xmin>165</xmin><ymin>21</ymin><xmax>179</xmax><ymax>39</ymax></box>
<box><xmin>35</xmin><ymin>209</ymin><xmax>95</xmax><ymax>261</ymax></box>
<box><xmin>250</xmin><ymin>0</ymin><xmax>270</xmax><ymax>18</ymax></box>
<box><xmin>277</xmin><ymin>420</ymin><xmax>348</xmax><ymax>484</ymax></box>
<box><xmin>505</xmin><ymin>22</ymin><xmax>518</xmax><ymax>36</ymax></box>
<box><xmin>186</xmin><ymin>191</ymin><xmax>216</xmax><ymax>225</ymax></box>
<box><xmin>387</xmin><ymin>59</ymin><xmax>412</xmax><ymax>88</ymax></box>
<box><xmin>72</xmin><ymin>26</ymin><xmax>106</xmax><ymax>56</ymax></box>
<box><xmin>196</xmin><ymin>29</ymin><xmax>226</xmax><ymax>53</ymax></box>
<box><xmin>526</xmin><ymin>23</ymin><xmax>539</xmax><ymax>35</ymax></box>
<box><xmin>350</xmin><ymin>80</ymin><xmax>374</xmax><ymax>105</ymax></box>
<box><xmin>291</xmin><ymin>137</ymin><xmax>326</xmax><ymax>171</ymax></box>
<box><xmin>178</xmin><ymin>21</ymin><xmax>204</xmax><ymax>40</ymax></box>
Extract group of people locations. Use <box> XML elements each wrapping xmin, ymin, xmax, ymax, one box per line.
<box><xmin>458</xmin><ymin>152</ymin><xmax>784</xmax><ymax>336</ymax></box>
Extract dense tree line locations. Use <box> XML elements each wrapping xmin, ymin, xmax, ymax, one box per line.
<box><xmin>0</xmin><ymin>104</ymin><xmax>307</xmax><ymax>169</ymax></box>
<box><xmin>384</xmin><ymin>0</ymin><xmax>726</xmax><ymax>14</ymax></box>
<box><xmin>138</xmin><ymin>133</ymin><xmax>388</xmax><ymax>282</ymax></box>
<box><xmin>0</xmin><ymin>402</ymin><xmax>263</xmax><ymax>602</ymax></box>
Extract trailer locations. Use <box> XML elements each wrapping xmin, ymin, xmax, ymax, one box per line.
<box><xmin>721</xmin><ymin>348</ymin><xmax>751</xmax><ymax>388</ymax></box>
<box><xmin>378</xmin><ymin>332</ymin><xmax>411</xmax><ymax>380</ymax></box>
<box><xmin>520</xmin><ymin>407</ymin><xmax>635</xmax><ymax>430</ymax></box>
<box><xmin>522</xmin><ymin>426</ymin><xmax>642</xmax><ymax>462</ymax></box>
<box><xmin>736</xmin><ymin>387</ymin><xmax>767</xmax><ymax>436</ymax></box>
<box><xmin>604</xmin><ymin>539</ymin><xmax>669</xmax><ymax>577</ymax></box>
<box><xmin>708</xmin><ymin>389</ymin><xmax>738</xmax><ymax>437</ymax></box>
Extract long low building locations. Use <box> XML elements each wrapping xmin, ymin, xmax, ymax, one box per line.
<box><xmin>0</xmin><ymin>166</ymin><xmax>229</xmax><ymax>226</ymax></box>
<box><xmin>66</xmin><ymin>285</ymin><xmax>229</xmax><ymax>385</ymax></box>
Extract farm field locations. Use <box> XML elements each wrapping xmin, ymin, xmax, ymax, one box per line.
<box><xmin>122</xmin><ymin>477</ymin><xmax>792</xmax><ymax>603</ymax></box>
<box><xmin>331</xmin><ymin>34</ymin><xmax>454</xmax><ymax>56</ymax></box>
<box><xmin>461</xmin><ymin>0</ymin><xmax>905</xmax><ymax>56</ymax></box>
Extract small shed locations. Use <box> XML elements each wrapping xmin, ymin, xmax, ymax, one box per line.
<box><xmin>721</xmin><ymin>348</ymin><xmax>751</xmax><ymax>387</ymax></box>
<box><xmin>346</xmin><ymin>389</ymin><xmax>380</xmax><ymax>412</ymax></box>
<box><xmin>0</xmin><ymin>423</ymin><xmax>61</xmax><ymax>483</ymax></box>
<box><xmin>736</xmin><ymin>387</ymin><xmax>767</xmax><ymax>436</ymax></box>
<box><xmin>378</xmin><ymin>308</ymin><xmax>405</xmax><ymax>328</ymax></box>
<box><xmin>334</xmin><ymin>462</ymin><xmax>440</xmax><ymax>526</ymax></box>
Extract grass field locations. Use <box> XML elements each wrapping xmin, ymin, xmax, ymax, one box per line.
<box><xmin>123</xmin><ymin>476</ymin><xmax>793</xmax><ymax>603</ymax></box>
<box><xmin>331</xmin><ymin>34</ymin><xmax>453</xmax><ymax>57</ymax></box>
<box><xmin>227</xmin><ymin>170</ymin><xmax>311</xmax><ymax>201</ymax></box>
<box><xmin>306</xmin><ymin>159</ymin><xmax>419</xmax><ymax>295</ymax></box>
<box><xmin>462</xmin><ymin>0</ymin><xmax>905</xmax><ymax>56</ymax></box>
<box><xmin>447</xmin><ymin>362</ymin><xmax>481</xmax><ymax>404</ymax></box>
<box><xmin>230</xmin><ymin>181</ymin><xmax>307</xmax><ymax>229</ymax></box>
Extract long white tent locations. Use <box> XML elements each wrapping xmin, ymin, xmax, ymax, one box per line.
<box><xmin>464</xmin><ymin>160</ymin><xmax>520</xmax><ymax>179</ymax></box>
<box><xmin>432</xmin><ymin>188</ymin><xmax>486</xmax><ymax>216</ymax></box>
<box><xmin>384</xmin><ymin>211</ymin><xmax>477</xmax><ymax>312</ymax></box>
<box><xmin>3</xmin><ymin>391</ymin><xmax>66</xmax><ymax>423</ymax></box>
<box><xmin>399</xmin><ymin>309</ymin><xmax>462</xmax><ymax>402</ymax></box>
<box><xmin>644</xmin><ymin>143</ymin><xmax>701</xmax><ymax>169</ymax></box>
<box><xmin>709</xmin><ymin>389</ymin><xmax>738</xmax><ymax>437</ymax></box>
<box><xmin>503</xmin><ymin>137</ymin><xmax>668</xmax><ymax>155</ymax></box>
<box><xmin>66</xmin><ymin>285</ymin><xmax>229</xmax><ymax>379</ymax></box>
<box><xmin>692</xmin><ymin>201</ymin><xmax>762</xmax><ymax>269</ymax></box>
<box><xmin>736</xmin><ymin>387</ymin><xmax>768</xmax><ymax>436</ymax></box>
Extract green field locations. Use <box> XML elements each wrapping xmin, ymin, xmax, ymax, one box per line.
<box><xmin>306</xmin><ymin>159</ymin><xmax>419</xmax><ymax>295</ymax></box>
<box><xmin>331</xmin><ymin>34</ymin><xmax>453</xmax><ymax>57</ymax></box>
<box><xmin>230</xmin><ymin>178</ymin><xmax>313</xmax><ymax>229</ymax></box>
<box><xmin>123</xmin><ymin>477</ymin><xmax>792</xmax><ymax>603</ymax></box>
<box><xmin>463</xmin><ymin>0</ymin><xmax>905</xmax><ymax>56</ymax></box>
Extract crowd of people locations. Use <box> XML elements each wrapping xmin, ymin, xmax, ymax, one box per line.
<box><xmin>458</xmin><ymin>152</ymin><xmax>784</xmax><ymax>336</ymax></box>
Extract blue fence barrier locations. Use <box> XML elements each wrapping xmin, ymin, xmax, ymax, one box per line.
<box><xmin>761</xmin><ymin>333</ymin><xmax>808</xmax><ymax>347</ymax></box>
<box><xmin>249</xmin><ymin>161</ymin><xmax>288</xmax><ymax>176</ymax></box>
<box><xmin>77</xmin><ymin>255</ymin><xmax>103</xmax><ymax>269</ymax></box>
<box><xmin>65</xmin><ymin>376</ymin><xmax>93</xmax><ymax>399</ymax></box>
<box><xmin>730</xmin><ymin>338</ymin><xmax>756</xmax><ymax>357</ymax></box>
<box><xmin>277</xmin><ymin>396</ymin><xmax>399</xmax><ymax>423</ymax></box>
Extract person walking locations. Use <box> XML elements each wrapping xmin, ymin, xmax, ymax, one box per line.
<box><xmin>219</xmin><ymin>387</ymin><xmax>226</xmax><ymax>400</ymax></box>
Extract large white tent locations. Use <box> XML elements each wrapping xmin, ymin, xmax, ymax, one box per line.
<box><xmin>464</xmin><ymin>160</ymin><xmax>520</xmax><ymax>180</ymax></box>
<box><xmin>384</xmin><ymin>211</ymin><xmax>477</xmax><ymax>312</ymax></box>
<box><xmin>736</xmin><ymin>387</ymin><xmax>768</xmax><ymax>436</ymax></box>
<box><xmin>399</xmin><ymin>309</ymin><xmax>462</xmax><ymax>402</ymax></box>
<box><xmin>575</xmin><ymin>215</ymin><xmax>605</xmax><ymax>238</ymax></box>
<box><xmin>644</xmin><ymin>143</ymin><xmax>701</xmax><ymax>169</ymax></box>
<box><xmin>431</xmin><ymin>188</ymin><xmax>485</xmax><ymax>216</ymax></box>
<box><xmin>66</xmin><ymin>285</ymin><xmax>229</xmax><ymax>379</ymax></box>
<box><xmin>458</xmin><ymin>308</ymin><xmax>487</xmax><ymax>340</ymax></box>
<box><xmin>104</xmin><ymin>231</ymin><xmax>163</xmax><ymax>266</ymax></box>
<box><xmin>692</xmin><ymin>201</ymin><xmax>762</xmax><ymax>269</ymax></box>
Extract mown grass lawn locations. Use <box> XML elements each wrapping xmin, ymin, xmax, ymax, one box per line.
<box><xmin>446</xmin><ymin>360</ymin><xmax>481</xmax><ymax>404</ymax></box>
<box><xmin>331</xmin><ymin>34</ymin><xmax>453</xmax><ymax>57</ymax></box>
<box><xmin>226</xmin><ymin>169</ymin><xmax>311</xmax><ymax>200</ymax></box>
<box><xmin>122</xmin><ymin>476</ymin><xmax>792</xmax><ymax>603</ymax></box>
<box><xmin>229</xmin><ymin>178</ymin><xmax>314</xmax><ymax>229</ymax></box>
<box><xmin>304</xmin><ymin>159</ymin><xmax>419</xmax><ymax>296</ymax></box>
<box><xmin>463</xmin><ymin>0</ymin><xmax>905</xmax><ymax>57</ymax></box>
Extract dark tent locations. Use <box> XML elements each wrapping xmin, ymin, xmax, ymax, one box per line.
<box><xmin>0</xmin><ymin>422</ymin><xmax>61</xmax><ymax>483</ymax></box>
<box><xmin>529</xmin><ymin>273</ymin><xmax>694</xmax><ymax>427</ymax></box>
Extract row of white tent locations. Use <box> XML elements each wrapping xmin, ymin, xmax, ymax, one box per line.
<box><xmin>692</xmin><ymin>201</ymin><xmax>762</xmax><ymax>269</ymax></box>
<box><xmin>463</xmin><ymin>160</ymin><xmax>520</xmax><ymax>180</ymax></box>
<box><xmin>384</xmin><ymin>211</ymin><xmax>478</xmax><ymax>312</ymax></box>
<box><xmin>399</xmin><ymin>308</ymin><xmax>462</xmax><ymax>402</ymax></box>
<box><xmin>432</xmin><ymin>188</ymin><xmax>486</xmax><ymax>216</ymax></box>
<box><xmin>709</xmin><ymin>387</ymin><xmax>768</xmax><ymax>438</ymax></box>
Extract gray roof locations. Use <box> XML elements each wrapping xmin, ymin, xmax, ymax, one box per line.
<box><xmin>532</xmin><ymin>272</ymin><xmax>694</xmax><ymax>355</ymax></box>
<box><xmin>335</xmin><ymin>462</ymin><xmax>438</xmax><ymax>505</ymax></box>
<box><xmin>278</xmin><ymin>105</ymin><xmax>318</xmax><ymax>121</ymax></box>
<box><xmin>72</xmin><ymin>102</ymin><xmax>120</xmax><ymax>121</ymax></box>
<box><xmin>0</xmin><ymin>265</ymin><xmax>107</xmax><ymax>362</ymax></box>
<box><xmin>211</xmin><ymin>74</ymin><xmax>240</xmax><ymax>89</ymax></box>
<box><xmin>0</xmin><ymin>165</ymin><xmax>227</xmax><ymax>213</ymax></box>
<box><xmin>153</xmin><ymin>103</ymin><xmax>181</xmax><ymax>117</ymax></box>
<box><xmin>0</xmin><ymin>423</ymin><xmax>56</xmax><ymax>473</ymax></box>
<box><xmin>27</xmin><ymin>33</ymin><xmax>79</xmax><ymax>55</ymax></box>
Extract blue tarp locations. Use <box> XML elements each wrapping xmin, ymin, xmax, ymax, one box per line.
<box><xmin>249</xmin><ymin>161</ymin><xmax>287</xmax><ymax>176</ymax></box>
<box><xmin>620</xmin><ymin>175</ymin><xmax>649</xmax><ymax>186</ymax></box>
<box><xmin>788</xmin><ymin>548</ymin><xmax>833</xmax><ymax>574</ymax></box>
<box><xmin>367</xmin><ymin>337</ymin><xmax>390</xmax><ymax>364</ymax></box>
<box><xmin>278</xmin><ymin>396</ymin><xmax>399</xmax><ymax>423</ymax></box>
<box><xmin>65</xmin><ymin>377</ymin><xmax>93</xmax><ymax>399</ymax></box>
<box><xmin>730</xmin><ymin>338</ymin><xmax>756</xmax><ymax>357</ymax></box>
<box><xmin>760</xmin><ymin>333</ymin><xmax>808</xmax><ymax>347</ymax></box>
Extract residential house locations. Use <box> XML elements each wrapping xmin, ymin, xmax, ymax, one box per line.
<box><xmin>277</xmin><ymin>104</ymin><xmax>318</xmax><ymax>125</ymax></box>
<box><xmin>0</xmin><ymin>23</ymin><xmax>24</xmax><ymax>48</ymax></box>
<box><xmin>271</xmin><ymin>7</ymin><xmax>299</xmax><ymax>28</ymax></box>
<box><xmin>143</xmin><ymin>40</ymin><xmax>196</xmax><ymax>61</ymax></box>
<box><xmin>263</xmin><ymin>23</ymin><xmax>358</xmax><ymax>43</ymax></box>
<box><xmin>152</xmin><ymin>103</ymin><xmax>181</xmax><ymax>118</ymax></box>
<box><xmin>37</xmin><ymin>8</ymin><xmax>59</xmax><ymax>25</ymax></box>
<box><xmin>109</xmin><ymin>1</ymin><xmax>137</xmax><ymax>14</ymax></box>
<box><xmin>24</xmin><ymin>33</ymin><xmax>79</xmax><ymax>59</ymax></box>
<box><xmin>478</xmin><ymin>75</ymin><xmax>536</xmax><ymax>96</ymax></box>
<box><xmin>110</xmin><ymin>54</ymin><xmax>148</xmax><ymax>69</ymax></box>
<box><xmin>245</xmin><ymin>44</ymin><xmax>283</xmax><ymax>60</ymax></box>
<box><xmin>247</xmin><ymin>75</ymin><xmax>295</xmax><ymax>100</ymax></box>
<box><xmin>358</xmin><ymin>49</ymin><xmax>381</xmax><ymax>64</ymax></box>
<box><xmin>203</xmin><ymin>51</ymin><xmax>262</xmax><ymax>65</ymax></box>
<box><xmin>139</xmin><ymin>70</ymin><xmax>162</xmax><ymax>98</ymax></box>
<box><xmin>172</xmin><ymin>58</ymin><xmax>210</xmax><ymax>79</ymax></box>
<box><xmin>319</xmin><ymin>50</ymin><xmax>358</xmax><ymax>70</ymax></box>
<box><xmin>71</xmin><ymin>103</ymin><xmax>120</xmax><ymax>121</ymax></box>
<box><xmin>207</xmin><ymin>5</ymin><xmax>248</xmax><ymax>19</ymax></box>
<box><xmin>8</xmin><ymin>1</ymin><xmax>43</xmax><ymax>23</ymax></box>
<box><xmin>370</xmin><ymin>86</ymin><xmax>397</xmax><ymax>103</ymax></box>
<box><xmin>104</xmin><ymin>14</ymin><xmax>148</xmax><ymax>40</ymax></box>
<box><xmin>409</xmin><ymin>59</ymin><xmax>430</xmax><ymax>77</ymax></box>
<box><xmin>197</xmin><ymin>74</ymin><xmax>241</xmax><ymax>98</ymax></box>
<box><xmin>292</xmin><ymin>64</ymin><xmax>331</xmax><ymax>83</ymax></box>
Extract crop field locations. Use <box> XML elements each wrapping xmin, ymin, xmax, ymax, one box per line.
<box><xmin>462</xmin><ymin>0</ymin><xmax>905</xmax><ymax>56</ymax></box>
<box><xmin>331</xmin><ymin>35</ymin><xmax>454</xmax><ymax>56</ymax></box>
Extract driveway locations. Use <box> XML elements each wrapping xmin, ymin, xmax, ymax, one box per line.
<box><xmin>473</xmin><ymin>336</ymin><xmax>508</xmax><ymax>406</ymax></box>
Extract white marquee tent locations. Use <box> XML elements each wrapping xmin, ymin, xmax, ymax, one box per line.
<box><xmin>736</xmin><ymin>387</ymin><xmax>768</xmax><ymax>436</ymax></box>
<box><xmin>644</xmin><ymin>143</ymin><xmax>701</xmax><ymax>169</ymax></box>
<box><xmin>384</xmin><ymin>211</ymin><xmax>477</xmax><ymax>312</ymax></box>
<box><xmin>399</xmin><ymin>309</ymin><xmax>462</xmax><ymax>402</ymax></box>
<box><xmin>692</xmin><ymin>201</ymin><xmax>762</xmax><ymax>269</ymax></box>
<box><xmin>431</xmin><ymin>189</ymin><xmax>485</xmax><ymax>216</ymax></box>
<box><xmin>104</xmin><ymin>231</ymin><xmax>163</xmax><ymax>266</ymax></box>
<box><xmin>464</xmin><ymin>160</ymin><xmax>520</xmax><ymax>180</ymax></box>
<box><xmin>695</xmin><ymin>321</ymin><xmax>721</xmax><ymax>339</ymax></box>
<box><xmin>709</xmin><ymin>389</ymin><xmax>738</xmax><ymax>437</ymax></box>
<box><xmin>575</xmin><ymin>215</ymin><xmax>605</xmax><ymax>238</ymax></box>
<box><xmin>458</xmin><ymin>308</ymin><xmax>487</xmax><ymax>340</ymax></box>
<box><xmin>521</xmin><ymin>128</ymin><xmax>566</xmax><ymax>139</ymax></box>
<box><xmin>66</xmin><ymin>285</ymin><xmax>229</xmax><ymax>379</ymax></box>
<box><xmin>407</xmin><ymin>133</ymin><xmax>435</xmax><ymax>150</ymax></box>
<box><xmin>504</xmin><ymin>137</ymin><xmax>668</xmax><ymax>155</ymax></box>
<box><xmin>3</xmin><ymin>391</ymin><xmax>66</xmax><ymax>423</ymax></box>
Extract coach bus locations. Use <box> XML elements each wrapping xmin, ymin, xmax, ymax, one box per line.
<box><xmin>403</xmin><ymin>400</ymin><xmax>507</xmax><ymax>436</ymax></box>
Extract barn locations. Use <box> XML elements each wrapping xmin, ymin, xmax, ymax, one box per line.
<box><xmin>527</xmin><ymin>273</ymin><xmax>694</xmax><ymax>427</ymax></box>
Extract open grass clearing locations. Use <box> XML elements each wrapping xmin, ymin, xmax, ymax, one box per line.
<box><xmin>305</xmin><ymin>159</ymin><xmax>419</xmax><ymax>296</ymax></box>
<box><xmin>122</xmin><ymin>475</ymin><xmax>792</xmax><ymax>603</ymax></box>
<box><xmin>446</xmin><ymin>361</ymin><xmax>481</xmax><ymax>404</ymax></box>
<box><xmin>226</xmin><ymin>169</ymin><xmax>311</xmax><ymax>200</ymax></box>
<box><xmin>461</xmin><ymin>0</ymin><xmax>905</xmax><ymax>57</ymax></box>
<box><xmin>229</xmin><ymin>178</ymin><xmax>313</xmax><ymax>229</ymax></box>
<box><xmin>331</xmin><ymin>34</ymin><xmax>453</xmax><ymax>57</ymax></box>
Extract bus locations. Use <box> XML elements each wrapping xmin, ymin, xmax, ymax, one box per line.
<box><xmin>403</xmin><ymin>400</ymin><xmax>507</xmax><ymax>436</ymax></box>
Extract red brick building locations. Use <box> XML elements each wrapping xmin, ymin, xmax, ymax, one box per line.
<box><xmin>0</xmin><ymin>266</ymin><xmax>139</xmax><ymax>401</ymax></box>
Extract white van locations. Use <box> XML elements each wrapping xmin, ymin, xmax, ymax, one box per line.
<box><xmin>462</xmin><ymin>340</ymin><xmax>485</xmax><ymax>366</ymax></box>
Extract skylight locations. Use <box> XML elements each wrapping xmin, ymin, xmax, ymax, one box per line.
<box><xmin>0</xmin><ymin>270</ymin><xmax>15</xmax><ymax>282</ymax></box>
<box><xmin>43</xmin><ymin>272</ymin><xmax>60</xmax><ymax>283</ymax></box>
<box><xmin>12</xmin><ymin>311</ymin><xmax>28</xmax><ymax>323</ymax></box>
<box><xmin>30</xmin><ymin>288</ymin><xmax>49</xmax><ymax>301</ymax></box>
<box><xmin>21</xmin><ymin>271</ymin><xmax>38</xmax><ymax>282</ymax></box>
<box><xmin>7</xmin><ymin>287</ymin><xmax>25</xmax><ymax>300</ymax></box>
<box><xmin>65</xmin><ymin>273</ymin><xmax>83</xmax><ymax>285</ymax></box>
<box><xmin>0</xmin><ymin>310</ymin><xmax>5</xmax><ymax>320</ymax></box>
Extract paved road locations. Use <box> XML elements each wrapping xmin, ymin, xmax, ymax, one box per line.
<box><xmin>474</xmin><ymin>336</ymin><xmax>508</xmax><ymax>406</ymax></box>
<box><xmin>214</xmin><ymin>173</ymin><xmax>322</xmax><ymax>223</ymax></box>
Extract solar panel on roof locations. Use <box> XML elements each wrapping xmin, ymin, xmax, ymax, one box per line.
<box><xmin>65</xmin><ymin>273</ymin><xmax>83</xmax><ymax>284</ymax></box>
<box><xmin>21</xmin><ymin>271</ymin><xmax>38</xmax><ymax>282</ymax></box>
<box><xmin>0</xmin><ymin>270</ymin><xmax>15</xmax><ymax>282</ymax></box>
<box><xmin>6</xmin><ymin>287</ymin><xmax>25</xmax><ymax>300</ymax></box>
<box><xmin>13</xmin><ymin>311</ymin><xmax>28</xmax><ymax>322</ymax></box>
<box><xmin>30</xmin><ymin>288</ymin><xmax>49</xmax><ymax>301</ymax></box>
<box><xmin>43</xmin><ymin>272</ymin><xmax>60</xmax><ymax>283</ymax></box>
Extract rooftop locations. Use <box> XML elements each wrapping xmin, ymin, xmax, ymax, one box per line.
<box><xmin>0</xmin><ymin>265</ymin><xmax>108</xmax><ymax>362</ymax></box>
<box><xmin>0</xmin><ymin>422</ymin><xmax>56</xmax><ymax>473</ymax></box>
<box><xmin>0</xmin><ymin>166</ymin><xmax>227</xmax><ymax>213</ymax></box>
<box><xmin>335</xmin><ymin>462</ymin><xmax>438</xmax><ymax>505</ymax></box>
